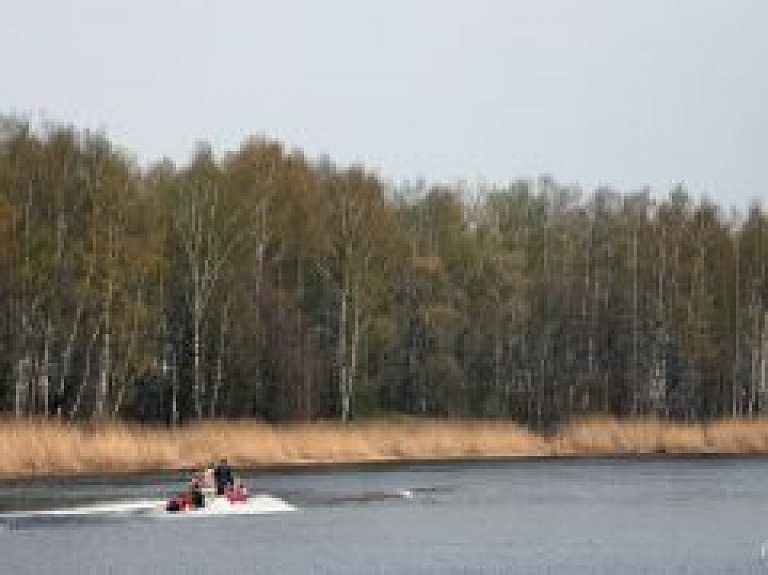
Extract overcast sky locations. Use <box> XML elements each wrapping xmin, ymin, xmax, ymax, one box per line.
<box><xmin>4</xmin><ymin>0</ymin><xmax>767</xmax><ymax>208</ymax></box>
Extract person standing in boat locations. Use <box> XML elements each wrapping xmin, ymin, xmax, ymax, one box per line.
<box><xmin>202</xmin><ymin>464</ymin><xmax>216</xmax><ymax>499</ymax></box>
<box><xmin>190</xmin><ymin>473</ymin><xmax>206</xmax><ymax>508</ymax></box>
<box><xmin>213</xmin><ymin>458</ymin><xmax>234</xmax><ymax>496</ymax></box>
<box><xmin>203</xmin><ymin>465</ymin><xmax>215</xmax><ymax>489</ymax></box>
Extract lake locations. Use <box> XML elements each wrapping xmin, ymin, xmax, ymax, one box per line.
<box><xmin>1</xmin><ymin>456</ymin><xmax>768</xmax><ymax>574</ymax></box>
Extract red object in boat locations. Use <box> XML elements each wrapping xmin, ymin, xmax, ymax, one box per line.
<box><xmin>166</xmin><ymin>492</ymin><xmax>192</xmax><ymax>512</ymax></box>
<box><xmin>226</xmin><ymin>485</ymin><xmax>249</xmax><ymax>503</ymax></box>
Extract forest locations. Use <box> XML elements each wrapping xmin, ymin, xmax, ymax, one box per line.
<box><xmin>1</xmin><ymin>117</ymin><xmax>767</xmax><ymax>429</ymax></box>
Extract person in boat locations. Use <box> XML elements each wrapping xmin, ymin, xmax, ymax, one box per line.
<box><xmin>188</xmin><ymin>473</ymin><xmax>206</xmax><ymax>509</ymax></box>
<box><xmin>213</xmin><ymin>458</ymin><xmax>234</xmax><ymax>496</ymax></box>
<box><xmin>203</xmin><ymin>465</ymin><xmax>215</xmax><ymax>492</ymax></box>
<box><xmin>166</xmin><ymin>470</ymin><xmax>207</xmax><ymax>512</ymax></box>
<box><xmin>225</xmin><ymin>480</ymin><xmax>249</xmax><ymax>503</ymax></box>
<box><xmin>166</xmin><ymin>490</ymin><xmax>191</xmax><ymax>512</ymax></box>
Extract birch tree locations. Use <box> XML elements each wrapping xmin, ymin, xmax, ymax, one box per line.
<box><xmin>171</xmin><ymin>147</ymin><xmax>257</xmax><ymax>419</ymax></box>
<box><xmin>319</xmin><ymin>166</ymin><xmax>396</xmax><ymax>422</ymax></box>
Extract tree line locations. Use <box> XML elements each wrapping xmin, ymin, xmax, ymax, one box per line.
<box><xmin>1</xmin><ymin>117</ymin><xmax>766</xmax><ymax>427</ymax></box>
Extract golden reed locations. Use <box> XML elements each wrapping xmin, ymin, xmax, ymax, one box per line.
<box><xmin>2</xmin><ymin>416</ymin><xmax>768</xmax><ymax>478</ymax></box>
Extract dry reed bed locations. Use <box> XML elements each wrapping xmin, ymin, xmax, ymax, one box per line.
<box><xmin>2</xmin><ymin>418</ymin><xmax>768</xmax><ymax>478</ymax></box>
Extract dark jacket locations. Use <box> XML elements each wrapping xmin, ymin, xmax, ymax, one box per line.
<box><xmin>213</xmin><ymin>462</ymin><xmax>234</xmax><ymax>493</ymax></box>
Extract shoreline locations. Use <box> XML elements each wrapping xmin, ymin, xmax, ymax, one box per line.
<box><xmin>2</xmin><ymin>417</ymin><xmax>768</xmax><ymax>480</ymax></box>
<box><xmin>5</xmin><ymin>451</ymin><xmax>767</xmax><ymax>486</ymax></box>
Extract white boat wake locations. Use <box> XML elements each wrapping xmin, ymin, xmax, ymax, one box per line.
<box><xmin>156</xmin><ymin>495</ymin><xmax>296</xmax><ymax>517</ymax></box>
<box><xmin>0</xmin><ymin>494</ymin><xmax>296</xmax><ymax>523</ymax></box>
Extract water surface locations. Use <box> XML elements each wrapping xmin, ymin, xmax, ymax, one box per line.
<box><xmin>1</xmin><ymin>456</ymin><xmax>767</xmax><ymax>574</ymax></box>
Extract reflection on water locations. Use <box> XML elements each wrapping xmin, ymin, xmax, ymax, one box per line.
<box><xmin>1</xmin><ymin>456</ymin><xmax>768</xmax><ymax>574</ymax></box>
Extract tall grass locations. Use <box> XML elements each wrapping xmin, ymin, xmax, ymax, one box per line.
<box><xmin>2</xmin><ymin>417</ymin><xmax>768</xmax><ymax>478</ymax></box>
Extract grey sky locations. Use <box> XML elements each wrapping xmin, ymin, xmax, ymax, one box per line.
<box><xmin>4</xmin><ymin>0</ymin><xmax>767</xmax><ymax>208</ymax></box>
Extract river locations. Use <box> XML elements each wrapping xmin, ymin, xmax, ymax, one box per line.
<box><xmin>1</xmin><ymin>456</ymin><xmax>767</xmax><ymax>574</ymax></box>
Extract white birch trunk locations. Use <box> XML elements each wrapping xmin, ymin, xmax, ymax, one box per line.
<box><xmin>496</xmin><ymin>326</ymin><xmax>505</xmax><ymax>415</ymax></box>
<box><xmin>14</xmin><ymin>358</ymin><xmax>27</xmax><ymax>418</ymax></box>
<box><xmin>40</xmin><ymin>318</ymin><xmax>52</xmax><ymax>416</ymax></box>
<box><xmin>16</xmin><ymin>191</ymin><xmax>32</xmax><ymax>417</ymax></box>
<box><xmin>58</xmin><ymin>302</ymin><xmax>84</xmax><ymax>418</ymax></box>
<box><xmin>15</xmin><ymin>307</ymin><xmax>31</xmax><ymax>417</ymax></box>
<box><xmin>210</xmin><ymin>305</ymin><xmax>227</xmax><ymax>418</ymax></box>
<box><xmin>71</xmin><ymin>320</ymin><xmax>102</xmax><ymax>419</ymax></box>
<box><xmin>338</xmin><ymin>284</ymin><xmax>349</xmax><ymax>423</ymax></box>
<box><xmin>349</xmin><ymin>292</ymin><xmax>361</xmax><ymax>422</ymax></box>
<box><xmin>632</xmin><ymin>227</ymin><xmax>639</xmax><ymax>416</ymax></box>
<box><xmin>761</xmin><ymin>311</ymin><xmax>768</xmax><ymax>413</ymax></box>
<box><xmin>163</xmin><ymin>315</ymin><xmax>179</xmax><ymax>427</ymax></box>
<box><xmin>750</xmin><ymin>305</ymin><xmax>759</xmax><ymax>416</ymax></box>
<box><xmin>171</xmin><ymin>358</ymin><xmax>179</xmax><ymax>426</ymax></box>
<box><xmin>193</xmin><ymin>284</ymin><xmax>203</xmax><ymax>419</ymax></box>
<box><xmin>113</xmin><ymin>385</ymin><xmax>126</xmax><ymax>418</ymax></box>
<box><xmin>97</xmin><ymin>278</ymin><xmax>113</xmax><ymax>419</ymax></box>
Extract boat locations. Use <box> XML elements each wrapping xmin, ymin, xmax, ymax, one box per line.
<box><xmin>0</xmin><ymin>493</ymin><xmax>296</xmax><ymax>525</ymax></box>
<box><xmin>156</xmin><ymin>493</ymin><xmax>295</xmax><ymax>517</ymax></box>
